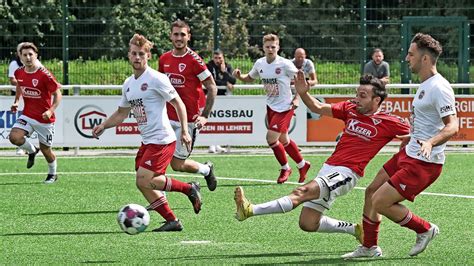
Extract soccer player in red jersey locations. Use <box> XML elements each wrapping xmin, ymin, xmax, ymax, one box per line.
<box><xmin>9</xmin><ymin>42</ymin><xmax>62</xmax><ymax>184</ymax></box>
<box><xmin>234</xmin><ymin>73</ymin><xmax>410</xmax><ymax>243</ymax></box>
<box><xmin>343</xmin><ymin>33</ymin><xmax>459</xmax><ymax>259</ymax></box>
<box><xmin>159</xmin><ymin>20</ymin><xmax>218</xmax><ymax>191</ymax></box>
<box><xmin>93</xmin><ymin>34</ymin><xmax>202</xmax><ymax>232</ymax></box>
<box><xmin>233</xmin><ymin>34</ymin><xmax>311</xmax><ymax>184</ymax></box>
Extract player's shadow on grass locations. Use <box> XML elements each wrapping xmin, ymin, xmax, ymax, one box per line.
<box><xmin>3</xmin><ymin>231</ymin><xmax>122</xmax><ymax>236</ymax></box>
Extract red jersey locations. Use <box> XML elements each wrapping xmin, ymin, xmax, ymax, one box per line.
<box><xmin>325</xmin><ymin>101</ymin><xmax>410</xmax><ymax>177</ymax></box>
<box><xmin>159</xmin><ymin>48</ymin><xmax>211</xmax><ymax>122</ymax></box>
<box><xmin>14</xmin><ymin>66</ymin><xmax>61</xmax><ymax>123</ymax></box>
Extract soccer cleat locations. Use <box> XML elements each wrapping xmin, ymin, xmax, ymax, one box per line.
<box><xmin>234</xmin><ymin>186</ymin><xmax>253</xmax><ymax>221</ymax></box>
<box><xmin>298</xmin><ymin>161</ymin><xmax>311</xmax><ymax>183</ymax></box>
<box><xmin>27</xmin><ymin>147</ymin><xmax>40</xmax><ymax>169</ymax></box>
<box><xmin>187</xmin><ymin>182</ymin><xmax>202</xmax><ymax>214</ymax></box>
<box><xmin>43</xmin><ymin>174</ymin><xmax>58</xmax><ymax>184</ymax></box>
<box><xmin>342</xmin><ymin>245</ymin><xmax>383</xmax><ymax>259</ymax></box>
<box><xmin>354</xmin><ymin>223</ymin><xmax>364</xmax><ymax>244</ymax></box>
<box><xmin>409</xmin><ymin>223</ymin><xmax>439</xmax><ymax>256</ymax></box>
<box><xmin>277</xmin><ymin>168</ymin><xmax>292</xmax><ymax>184</ymax></box>
<box><xmin>152</xmin><ymin>220</ymin><xmax>183</xmax><ymax>232</ymax></box>
<box><xmin>204</xmin><ymin>161</ymin><xmax>217</xmax><ymax>191</ymax></box>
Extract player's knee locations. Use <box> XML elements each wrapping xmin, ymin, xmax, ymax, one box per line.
<box><xmin>135</xmin><ymin>176</ymin><xmax>147</xmax><ymax>190</ymax></box>
<box><xmin>292</xmin><ymin>186</ymin><xmax>307</xmax><ymax>199</ymax></box>
<box><xmin>299</xmin><ymin>219</ymin><xmax>318</xmax><ymax>232</ymax></box>
<box><xmin>169</xmin><ymin>159</ymin><xmax>183</xmax><ymax>171</ymax></box>
<box><xmin>9</xmin><ymin>134</ymin><xmax>23</xmax><ymax>146</ymax></box>
<box><xmin>371</xmin><ymin>194</ymin><xmax>386</xmax><ymax>213</ymax></box>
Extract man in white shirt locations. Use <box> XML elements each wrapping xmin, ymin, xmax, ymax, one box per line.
<box><xmin>93</xmin><ymin>34</ymin><xmax>202</xmax><ymax>232</ymax></box>
<box><xmin>343</xmin><ymin>33</ymin><xmax>459</xmax><ymax>259</ymax></box>
<box><xmin>292</xmin><ymin>48</ymin><xmax>318</xmax><ymax>86</ymax></box>
<box><xmin>233</xmin><ymin>34</ymin><xmax>311</xmax><ymax>184</ymax></box>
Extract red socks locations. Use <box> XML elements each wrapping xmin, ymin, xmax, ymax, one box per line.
<box><xmin>398</xmin><ymin>211</ymin><xmax>431</xmax><ymax>234</ymax></box>
<box><xmin>283</xmin><ymin>140</ymin><xmax>303</xmax><ymax>164</ymax></box>
<box><xmin>149</xmin><ymin>196</ymin><xmax>176</xmax><ymax>222</ymax></box>
<box><xmin>270</xmin><ymin>141</ymin><xmax>288</xmax><ymax>166</ymax></box>
<box><xmin>363</xmin><ymin>215</ymin><xmax>381</xmax><ymax>247</ymax></box>
<box><xmin>163</xmin><ymin>177</ymin><xmax>191</xmax><ymax>195</ymax></box>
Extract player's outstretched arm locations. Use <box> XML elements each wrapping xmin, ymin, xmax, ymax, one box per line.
<box><xmin>294</xmin><ymin>71</ymin><xmax>332</xmax><ymax>117</ymax></box>
<box><xmin>169</xmin><ymin>97</ymin><xmax>192</xmax><ymax>152</ymax></box>
<box><xmin>92</xmin><ymin>107</ymin><xmax>130</xmax><ymax>139</ymax></box>
<box><xmin>233</xmin><ymin>68</ymin><xmax>254</xmax><ymax>83</ymax></box>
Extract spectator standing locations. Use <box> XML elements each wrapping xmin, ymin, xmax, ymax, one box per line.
<box><xmin>206</xmin><ymin>49</ymin><xmax>236</xmax><ymax>153</ymax></box>
<box><xmin>292</xmin><ymin>48</ymin><xmax>318</xmax><ymax>86</ymax></box>
<box><xmin>364</xmin><ymin>48</ymin><xmax>390</xmax><ymax>84</ymax></box>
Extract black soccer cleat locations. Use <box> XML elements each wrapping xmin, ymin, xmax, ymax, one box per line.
<box><xmin>27</xmin><ymin>147</ymin><xmax>40</xmax><ymax>169</ymax></box>
<box><xmin>187</xmin><ymin>182</ymin><xmax>202</xmax><ymax>214</ymax></box>
<box><xmin>204</xmin><ymin>161</ymin><xmax>217</xmax><ymax>191</ymax></box>
<box><xmin>44</xmin><ymin>174</ymin><xmax>58</xmax><ymax>184</ymax></box>
<box><xmin>152</xmin><ymin>220</ymin><xmax>184</xmax><ymax>232</ymax></box>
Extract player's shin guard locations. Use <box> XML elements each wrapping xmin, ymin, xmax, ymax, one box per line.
<box><xmin>163</xmin><ymin>176</ymin><xmax>192</xmax><ymax>194</ymax></box>
<box><xmin>398</xmin><ymin>210</ymin><xmax>431</xmax><ymax>233</ymax></box>
<box><xmin>363</xmin><ymin>215</ymin><xmax>380</xmax><ymax>248</ymax></box>
<box><xmin>149</xmin><ymin>196</ymin><xmax>177</xmax><ymax>222</ymax></box>
<box><xmin>283</xmin><ymin>139</ymin><xmax>303</xmax><ymax>163</ymax></box>
<box><xmin>269</xmin><ymin>141</ymin><xmax>288</xmax><ymax>166</ymax></box>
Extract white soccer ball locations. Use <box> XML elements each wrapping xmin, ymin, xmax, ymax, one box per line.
<box><xmin>117</xmin><ymin>204</ymin><xmax>150</xmax><ymax>235</ymax></box>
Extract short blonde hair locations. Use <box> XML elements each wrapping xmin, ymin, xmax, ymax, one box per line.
<box><xmin>129</xmin><ymin>34</ymin><xmax>153</xmax><ymax>53</ymax></box>
<box><xmin>263</xmin><ymin>34</ymin><xmax>279</xmax><ymax>44</ymax></box>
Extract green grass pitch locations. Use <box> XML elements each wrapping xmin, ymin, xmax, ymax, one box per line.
<box><xmin>1</xmin><ymin>152</ymin><xmax>473</xmax><ymax>264</ymax></box>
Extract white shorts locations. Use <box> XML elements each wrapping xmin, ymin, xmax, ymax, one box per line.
<box><xmin>170</xmin><ymin>120</ymin><xmax>198</xmax><ymax>160</ymax></box>
<box><xmin>303</xmin><ymin>163</ymin><xmax>360</xmax><ymax>213</ymax></box>
<box><xmin>13</xmin><ymin>115</ymin><xmax>55</xmax><ymax>147</ymax></box>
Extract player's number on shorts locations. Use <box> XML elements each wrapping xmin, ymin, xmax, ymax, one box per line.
<box><xmin>46</xmin><ymin>135</ymin><xmax>53</xmax><ymax>142</ymax></box>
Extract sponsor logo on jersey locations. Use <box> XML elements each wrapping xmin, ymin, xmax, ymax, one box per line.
<box><xmin>74</xmin><ymin>105</ymin><xmax>107</xmax><ymax>139</ymax></box>
<box><xmin>371</xmin><ymin>118</ymin><xmax>382</xmax><ymax>125</ymax></box>
<box><xmin>21</xmin><ymin>87</ymin><xmax>41</xmax><ymax>98</ymax></box>
<box><xmin>346</xmin><ymin>119</ymin><xmax>378</xmax><ymax>139</ymax></box>
<box><xmin>275</xmin><ymin>67</ymin><xmax>281</xmax><ymax>75</ymax></box>
<box><xmin>32</xmin><ymin>79</ymin><xmax>39</xmax><ymax>87</ymax></box>
<box><xmin>179</xmin><ymin>63</ymin><xmax>186</xmax><ymax>72</ymax></box>
<box><xmin>141</xmin><ymin>83</ymin><xmax>148</xmax><ymax>91</ymax></box>
<box><xmin>418</xmin><ymin>90</ymin><xmax>425</xmax><ymax>99</ymax></box>
<box><xmin>166</xmin><ymin>73</ymin><xmax>185</xmax><ymax>87</ymax></box>
<box><xmin>440</xmin><ymin>105</ymin><xmax>454</xmax><ymax>113</ymax></box>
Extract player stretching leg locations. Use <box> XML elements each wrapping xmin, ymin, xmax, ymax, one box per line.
<box><xmin>235</xmin><ymin>73</ymin><xmax>409</xmax><ymax>244</ymax></box>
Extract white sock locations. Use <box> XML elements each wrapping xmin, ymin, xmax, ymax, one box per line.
<box><xmin>297</xmin><ymin>159</ymin><xmax>306</xmax><ymax>169</ymax></box>
<box><xmin>281</xmin><ymin>163</ymin><xmax>290</xmax><ymax>170</ymax></box>
<box><xmin>253</xmin><ymin>196</ymin><xmax>293</xmax><ymax>215</ymax></box>
<box><xmin>48</xmin><ymin>160</ymin><xmax>57</xmax><ymax>175</ymax></box>
<box><xmin>19</xmin><ymin>139</ymin><xmax>36</xmax><ymax>154</ymax></box>
<box><xmin>317</xmin><ymin>216</ymin><xmax>355</xmax><ymax>234</ymax></box>
<box><xmin>196</xmin><ymin>162</ymin><xmax>210</xmax><ymax>176</ymax></box>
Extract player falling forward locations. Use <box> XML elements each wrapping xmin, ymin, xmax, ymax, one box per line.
<box><xmin>235</xmin><ymin>73</ymin><xmax>409</xmax><ymax>243</ymax></box>
<box><xmin>343</xmin><ymin>33</ymin><xmax>459</xmax><ymax>259</ymax></box>
<box><xmin>159</xmin><ymin>20</ymin><xmax>218</xmax><ymax>191</ymax></box>
<box><xmin>93</xmin><ymin>34</ymin><xmax>201</xmax><ymax>232</ymax></box>
<box><xmin>233</xmin><ymin>34</ymin><xmax>311</xmax><ymax>184</ymax></box>
<box><xmin>9</xmin><ymin>42</ymin><xmax>62</xmax><ymax>184</ymax></box>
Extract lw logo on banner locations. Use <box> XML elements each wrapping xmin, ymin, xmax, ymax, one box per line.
<box><xmin>74</xmin><ymin>105</ymin><xmax>107</xmax><ymax>138</ymax></box>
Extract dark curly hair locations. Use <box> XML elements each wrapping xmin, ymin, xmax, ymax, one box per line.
<box><xmin>411</xmin><ymin>33</ymin><xmax>442</xmax><ymax>62</ymax></box>
<box><xmin>360</xmin><ymin>74</ymin><xmax>387</xmax><ymax>106</ymax></box>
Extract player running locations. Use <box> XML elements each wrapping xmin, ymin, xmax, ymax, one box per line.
<box><xmin>159</xmin><ymin>20</ymin><xmax>218</xmax><ymax>191</ymax></box>
<box><xmin>93</xmin><ymin>34</ymin><xmax>201</xmax><ymax>232</ymax></box>
<box><xmin>234</xmin><ymin>73</ymin><xmax>410</xmax><ymax>243</ymax></box>
<box><xmin>9</xmin><ymin>42</ymin><xmax>62</xmax><ymax>184</ymax></box>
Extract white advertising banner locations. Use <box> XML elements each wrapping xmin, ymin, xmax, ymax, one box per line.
<box><xmin>1</xmin><ymin>96</ymin><xmax>307</xmax><ymax>147</ymax></box>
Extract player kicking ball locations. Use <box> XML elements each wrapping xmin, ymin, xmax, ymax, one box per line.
<box><xmin>235</xmin><ymin>72</ymin><xmax>409</xmax><ymax>244</ymax></box>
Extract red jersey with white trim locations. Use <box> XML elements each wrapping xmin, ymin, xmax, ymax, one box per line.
<box><xmin>14</xmin><ymin>66</ymin><xmax>61</xmax><ymax>123</ymax></box>
<box><xmin>159</xmin><ymin>48</ymin><xmax>211</xmax><ymax>122</ymax></box>
<box><xmin>325</xmin><ymin>101</ymin><xmax>410</xmax><ymax>177</ymax></box>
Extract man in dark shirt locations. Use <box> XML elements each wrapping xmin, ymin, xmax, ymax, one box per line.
<box><xmin>206</xmin><ymin>49</ymin><xmax>236</xmax><ymax>96</ymax></box>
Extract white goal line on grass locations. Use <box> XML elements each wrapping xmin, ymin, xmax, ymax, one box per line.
<box><xmin>2</xmin><ymin>171</ymin><xmax>473</xmax><ymax>199</ymax></box>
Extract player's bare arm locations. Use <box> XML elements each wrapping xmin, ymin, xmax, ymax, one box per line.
<box><xmin>294</xmin><ymin>71</ymin><xmax>332</xmax><ymax>117</ymax></box>
<box><xmin>291</xmin><ymin>89</ymin><xmax>300</xmax><ymax>110</ymax></box>
<box><xmin>42</xmin><ymin>88</ymin><xmax>62</xmax><ymax>120</ymax></box>
<box><xmin>195</xmin><ymin>77</ymin><xmax>217</xmax><ymax>129</ymax></box>
<box><xmin>307</xmin><ymin>72</ymin><xmax>318</xmax><ymax>86</ymax></box>
<box><xmin>92</xmin><ymin>107</ymin><xmax>131</xmax><ymax>139</ymax></box>
<box><xmin>169</xmin><ymin>97</ymin><xmax>192</xmax><ymax>152</ymax></box>
<box><xmin>418</xmin><ymin>114</ymin><xmax>459</xmax><ymax>159</ymax></box>
<box><xmin>233</xmin><ymin>69</ymin><xmax>254</xmax><ymax>83</ymax></box>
